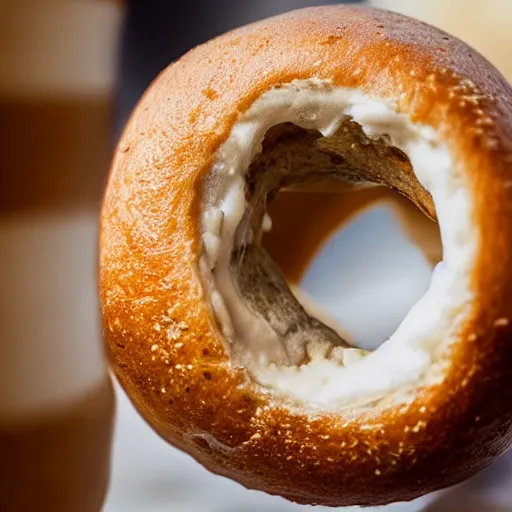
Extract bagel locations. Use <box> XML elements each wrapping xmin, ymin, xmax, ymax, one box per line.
<box><xmin>100</xmin><ymin>5</ymin><xmax>512</xmax><ymax>507</ymax></box>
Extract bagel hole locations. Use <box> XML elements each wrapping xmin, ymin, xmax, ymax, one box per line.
<box><xmin>263</xmin><ymin>189</ymin><xmax>442</xmax><ymax>351</ymax></box>
<box><xmin>227</xmin><ymin>121</ymin><xmax>441</xmax><ymax>369</ymax></box>
<box><xmin>201</xmin><ymin>83</ymin><xmax>464</xmax><ymax>406</ymax></box>
<box><xmin>203</xmin><ymin>106</ymin><xmax>454</xmax><ymax>408</ymax></box>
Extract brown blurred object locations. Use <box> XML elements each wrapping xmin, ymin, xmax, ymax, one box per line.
<box><xmin>0</xmin><ymin>0</ymin><xmax>122</xmax><ymax>215</ymax></box>
<box><xmin>0</xmin><ymin>1</ymin><xmax>123</xmax><ymax>511</ymax></box>
<box><xmin>1</xmin><ymin>381</ymin><xmax>115</xmax><ymax>512</ymax></box>
<box><xmin>0</xmin><ymin>98</ymin><xmax>112</xmax><ymax>216</ymax></box>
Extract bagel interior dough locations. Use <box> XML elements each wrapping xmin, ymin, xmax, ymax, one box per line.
<box><xmin>200</xmin><ymin>78</ymin><xmax>476</xmax><ymax>410</ymax></box>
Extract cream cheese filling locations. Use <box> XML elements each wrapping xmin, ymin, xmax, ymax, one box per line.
<box><xmin>200</xmin><ymin>79</ymin><xmax>476</xmax><ymax>409</ymax></box>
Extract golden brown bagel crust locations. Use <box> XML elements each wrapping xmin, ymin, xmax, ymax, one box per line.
<box><xmin>100</xmin><ymin>5</ymin><xmax>512</xmax><ymax>507</ymax></box>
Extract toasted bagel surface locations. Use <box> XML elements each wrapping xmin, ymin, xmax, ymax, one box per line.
<box><xmin>100</xmin><ymin>5</ymin><xmax>512</xmax><ymax>506</ymax></box>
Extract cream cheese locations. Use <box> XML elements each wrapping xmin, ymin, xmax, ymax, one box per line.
<box><xmin>200</xmin><ymin>79</ymin><xmax>476</xmax><ymax>409</ymax></box>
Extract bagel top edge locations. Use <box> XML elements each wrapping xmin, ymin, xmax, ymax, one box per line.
<box><xmin>100</xmin><ymin>5</ymin><xmax>512</xmax><ymax>507</ymax></box>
